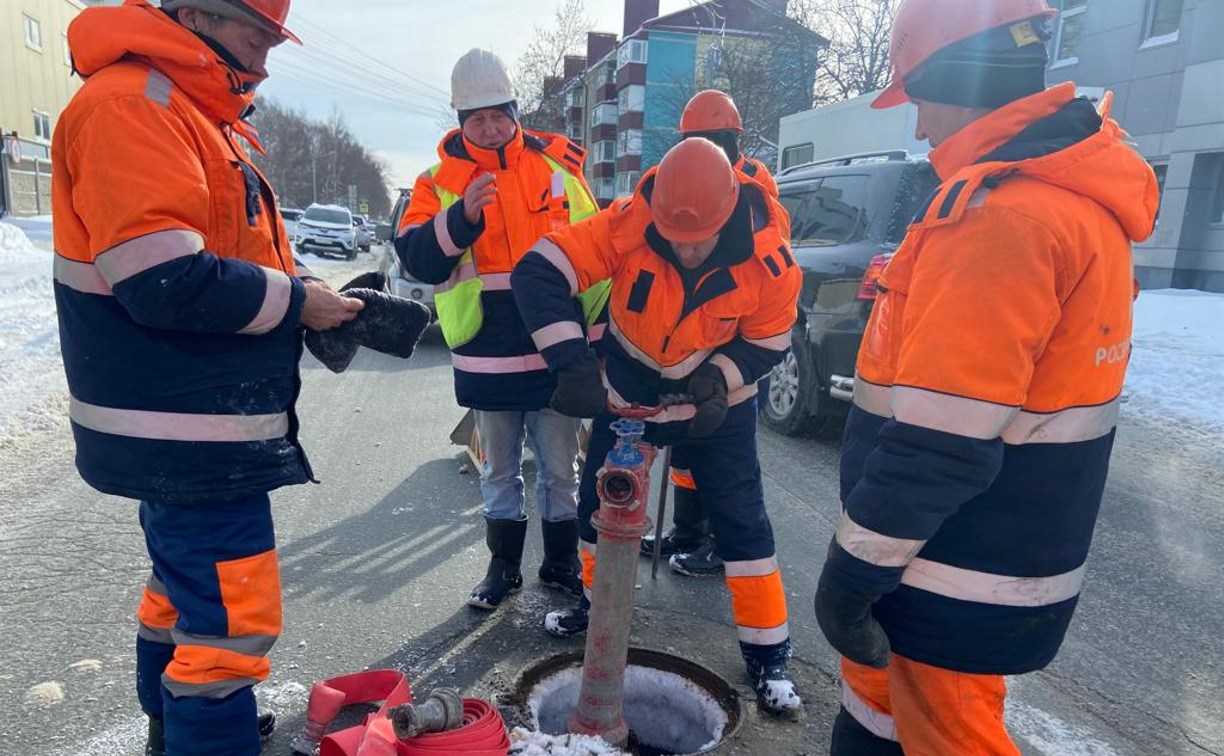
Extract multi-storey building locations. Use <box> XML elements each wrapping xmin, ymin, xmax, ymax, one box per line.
<box><xmin>547</xmin><ymin>0</ymin><xmax>823</xmax><ymax>207</ymax></box>
<box><xmin>1</xmin><ymin>0</ymin><xmax>88</xmax><ymax>215</ymax></box>
<box><xmin>778</xmin><ymin>0</ymin><xmax>1224</xmax><ymax>291</ymax></box>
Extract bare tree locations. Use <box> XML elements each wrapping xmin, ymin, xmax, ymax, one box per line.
<box><xmin>514</xmin><ymin>0</ymin><xmax>591</xmax><ymax>129</ymax></box>
<box><xmin>645</xmin><ymin>7</ymin><xmax>824</xmax><ymax>165</ymax></box>
<box><xmin>791</xmin><ymin>0</ymin><xmax>897</xmax><ymax>103</ymax></box>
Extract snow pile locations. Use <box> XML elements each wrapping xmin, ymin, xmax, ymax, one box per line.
<box><xmin>509</xmin><ymin>727</ymin><xmax>629</xmax><ymax>756</ymax></box>
<box><xmin>1125</xmin><ymin>289</ymin><xmax>1224</xmax><ymax>431</ymax></box>
<box><xmin>0</xmin><ymin>221</ymin><xmax>65</xmax><ymax>444</ymax></box>
<box><xmin>528</xmin><ymin>665</ymin><xmax>727</xmax><ymax>754</ymax></box>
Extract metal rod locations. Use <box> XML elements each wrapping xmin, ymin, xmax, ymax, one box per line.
<box><xmin>650</xmin><ymin>445</ymin><xmax>672</xmax><ymax>580</ymax></box>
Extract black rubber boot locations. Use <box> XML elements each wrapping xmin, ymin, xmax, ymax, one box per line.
<box><xmin>146</xmin><ymin>710</ymin><xmax>275</xmax><ymax>755</ymax></box>
<box><xmin>468</xmin><ymin>517</ymin><xmax>528</xmax><ymax>610</ymax></box>
<box><xmin>538</xmin><ymin>519</ymin><xmax>583</xmax><ymax>597</ymax></box>
<box><xmin>544</xmin><ymin>595</ymin><xmax>590</xmax><ymax>638</ymax></box>
<box><xmin>831</xmin><ymin>706</ymin><xmax>904</xmax><ymax>755</ymax></box>
<box><xmin>640</xmin><ymin>484</ymin><xmax>708</xmax><ymax>557</ymax></box>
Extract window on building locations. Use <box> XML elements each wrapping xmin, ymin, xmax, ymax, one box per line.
<box><xmin>617</xmin><ymin>39</ymin><xmax>647</xmax><ymax>69</ymax></box>
<box><xmin>1208</xmin><ymin>155</ymin><xmax>1224</xmax><ymax>226</ymax></box>
<box><xmin>1149</xmin><ymin>161</ymin><xmax>1169</xmax><ymax>223</ymax></box>
<box><xmin>33</xmin><ymin>111</ymin><xmax>52</xmax><ymax>141</ymax></box>
<box><xmin>617</xmin><ymin>129</ymin><xmax>642</xmax><ymax>156</ymax></box>
<box><xmin>596</xmin><ymin>177</ymin><xmax>616</xmax><ymax>200</ymax></box>
<box><xmin>615</xmin><ymin>171</ymin><xmax>641</xmax><ymax>196</ymax></box>
<box><xmin>781</xmin><ymin>143</ymin><xmax>815</xmax><ymax>170</ymax></box>
<box><xmin>590</xmin><ymin>102</ymin><xmax>617</xmax><ymax>128</ymax></box>
<box><xmin>24</xmin><ymin>15</ymin><xmax>43</xmax><ymax>50</ymax></box>
<box><xmin>593</xmin><ymin>140</ymin><xmax>616</xmax><ymax>163</ymax></box>
<box><xmin>565</xmin><ymin>88</ymin><xmax>584</xmax><ymax>108</ymax></box>
<box><xmin>618</xmin><ymin>85</ymin><xmax>645</xmax><ymax>115</ymax></box>
<box><xmin>1052</xmin><ymin>0</ymin><xmax>1087</xmax><ymax>64</ymax></box>
<box><xmin>1143</xmin><ymin>0</ymin><xmax>1184</xmax><ymax>43</ymax></box>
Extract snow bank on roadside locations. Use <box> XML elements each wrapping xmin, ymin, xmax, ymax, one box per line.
<box><xmin>0</xmin><ymin>221</ymin><xmax>65</xmax><ymax>445</ymax></box>
<box><xmin>1124</xmin><ymin>289</ymin><xmax>1224</xmax><ymax>433</ymax></box>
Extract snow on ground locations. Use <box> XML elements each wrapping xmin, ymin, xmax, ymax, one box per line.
<box><xmin>0</xmin><ymin>221</ymin><xmax>66</xmax><ymax>446</ymax></box>
<box><xmin>0</xmin><ymin>219</ymin><xmax>1220</xmax><ymax>445</ymax></box>
<box><xmin>1123</xmin><ymin>288</ymin><xmax>1224</xmax><ymax>433</ymax></box>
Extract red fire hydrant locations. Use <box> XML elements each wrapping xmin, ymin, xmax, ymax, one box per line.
<box><xmin>567</xmin><ymin>418</ymin><xmax>656</xmax><ymax>748</ymax></box>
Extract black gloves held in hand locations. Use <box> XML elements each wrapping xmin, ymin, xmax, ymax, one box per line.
<box><xmin>550</xmin><ymin>349</ymin><xmax>606</xmax><ymax>418</ymax></box>
<box><xmin>304</xmin><ymin>280</ymin><xmax>431</xmax><ymax>374</ymax></box>
<box><xmin>686</xmin><ymin>362</ymin><xmax>729</xmax><ymax>437</ymax></box>
<box><xmin>814</xmin><ymin>550</ymin><xmax>892</xmax><ymax>669</ymax></box>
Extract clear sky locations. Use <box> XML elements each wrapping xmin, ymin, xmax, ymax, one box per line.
<box><xmin>257</xmin><ymin>0</ymin><xmax>690</xmax><ymax>201</ymax></box>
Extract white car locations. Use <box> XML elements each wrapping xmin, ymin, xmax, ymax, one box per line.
<box><xmin>351</xmin><ymin>214</ymin><xmax>374</xmax><ymax>253</ymax></box>
<box><xmin>295</xmin><ymin>204</ymin><xmax>357</xmax><ymax>259</ymax></box>
<box><xmin>279</xmin><ymin>207</ymin><xmax>303</xmax><ymax>239</ymax></box>
<box><xmin>378</xmin><ymin>190</ymin><xmax>435</xmax><ymax>317</ymax></box>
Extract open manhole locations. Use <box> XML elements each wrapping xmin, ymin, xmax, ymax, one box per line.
<box><xmin>512</xmin><ymin>648</ymin><xmax>742</xmax><ymax>755</ymax></box>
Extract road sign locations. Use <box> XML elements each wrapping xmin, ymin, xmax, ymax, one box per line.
<box><xmin>359</xmin><ymin>201</ymin><xmax>369</xmax><ymax>215</ymax></box>
<box><xmin>347</xmin><ymin>184</ymin><xmax>357</xmax><ymax>210</ymax></box>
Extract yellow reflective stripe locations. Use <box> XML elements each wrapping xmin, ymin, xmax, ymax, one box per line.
<box><xmin>901</xmin><ymin>558</ymin><xmax>1086</xmax><ymax>607</ymax></box>
<box><xmin>892</xmin><ymin>386</ymin><xmax>1019</xmax><ymax>440</ymax></box>
<box><xmin>237</xmin><ymin>268</ymin><xmax>293</xmax><ymax>335</ymax></box>
<box><xmin>70</xmin><ymin>397</ymin><xmax>289</xmax><ymax>442</ymax></box>
<box><xmin>836</xmin><ymin>510</ymin><xmax>926</xmax><ymax>568</ymax></box>
<box><xmin>95</xmin><ymin>230</ymin><xmax>203</xmax><ymax>285</ymax></box>
<box><xmin>1002</xmin><ymin>399</ymin><xmax>1120</xmax><ymax>445</ymax></box>
<box><xmin>54</xmin><ymin>254</ymin><xmax>112</xmax><ymax>295</ymax></box>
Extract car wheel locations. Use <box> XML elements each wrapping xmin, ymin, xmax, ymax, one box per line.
<box><xmin>346</xmin><ymin>248</ymin><xmax>357</xmax><ymax>260</ymax></box>
<box><xmin>761</xmin><ymin>336</ymin><xmax>817</xmax><ymax>436</ymax></box>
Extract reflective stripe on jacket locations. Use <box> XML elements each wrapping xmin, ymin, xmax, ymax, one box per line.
<box><xmin>834</xmin><ymin>84</ymin><xmax>1159</xmax><ymax>674</ymax></box>
<box><xmin>395</xmin><ymin>127</ymin><xmax>607</xmax><ymax>411</ymax></box>
<box><xmin>512</xmin><ymin>175</ymin><xmax>800</xmax><ymax>425</ymax></box>
<box><xmin>53</xmin><ymin>1</ymin><xmax>310</xmax><ymax>504</ymax></box>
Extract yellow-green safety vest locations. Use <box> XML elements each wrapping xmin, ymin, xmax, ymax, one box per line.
<box><xmin>430</xmin><ymin>154</ymin><xmax>611</xmax><ymax>348</ymax></box>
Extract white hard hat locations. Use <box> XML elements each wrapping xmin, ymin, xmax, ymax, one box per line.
<box><xmin>451</xmin><ymin>48</ymin><xmax>517</xmax><ymax>111</ymax></box>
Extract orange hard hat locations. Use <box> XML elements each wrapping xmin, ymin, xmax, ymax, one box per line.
<box><xmin>651</xmin><ymin>138</ymin><xmax>740</xmax><ymax>243</ymax></box>
<box><xmin>164</xmin><ymin>0</ymin><xmax>301</xmax><ymax>45</ymax></box>
<box><xmin>872</xmin><ymin>0</ymin><xmax>1056</xmax><ymax>109</ymax></box>
<box><xmin>679</xmin><ymin>90</ymin><xmax>743</xmax><ymax>134</ymax></box>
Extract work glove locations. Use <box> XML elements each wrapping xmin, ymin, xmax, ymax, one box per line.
<box><xmin>549</xmin><ymin>349</ymin><xmax>606</xmax><ymax>418</ymax></box>
<box><xmin>305</xmin><ymin>287</ymin><xmax>431</xmax><ymax>373</ymax></box>
<box><xmin>686</xmin><ymin>362</ymin><xmax>728</xmax><ymax>437</ymax></box>
<box><xmin>814</xmin><ymin>541</ymin><xmax>892</xmax><ymax>669</ymax></box>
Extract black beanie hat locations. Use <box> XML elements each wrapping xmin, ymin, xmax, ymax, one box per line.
<box><xmin>458</xmin><ymin>101</ymin><xmax>520</xmax><ymax>127</ymax></box>
<box><xmin>682</xmin><ymin>129</ymin><xmax>740</xmax><ymax>165</ymax></box>
<box><xmin>904</xmin><ymin>18</ymin><xmax>1051</xmax><ymax>109</ymax></box>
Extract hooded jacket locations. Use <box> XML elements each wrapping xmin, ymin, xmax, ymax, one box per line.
<box><xmin>394</xmin><ymin>126</ymin><xmax>597</xmax><ymax>411</ymax></box>
<box><xmin>52</xmin><ymin>0</ymin><xmax>311</xmax><ymax>504</ymax></box>
<box><xmin>511</xmin><ymin>174</ymin><xmax>800</xmax><ymax>426</ymax></box>
<box><xmin>830</xmin><ymin>83</ymin><xmax>1158</xmax><ymax>674</ymax></box>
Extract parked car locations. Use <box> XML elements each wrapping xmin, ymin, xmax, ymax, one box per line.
<box><xmin>295</xmin><ymin>203</ymin><xmax>357</xmax><ymax>259</ymax></box>
<box><xmin>762</xmin><ymin>150</ymin><xmax>939</xmax><ymax>435</ymax></box>
<box><xmin>352</xmin><ymin>214</ymin><xmax>373</xmax><ymax>253</ymax></box>
<box><xmin>377</xmin><ymin>190</ymin><xmax>435</xmax><ymax>317</ymax></box>
<box><xmin>279</xmin><ymin>207</ymin><xmax>303</xmax><ymax>239</ymax></box>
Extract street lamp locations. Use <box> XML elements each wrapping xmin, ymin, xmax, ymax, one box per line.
<box><xmin>311</xmin><ymin>149</ymin><xmax>337</xmax><ymax>205</ymax></box>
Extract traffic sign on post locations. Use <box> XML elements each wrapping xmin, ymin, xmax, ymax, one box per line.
<box><xmin>359</xmin><ymin>201</ymin><xmax>369</xmax><ymax>215</ymax></box>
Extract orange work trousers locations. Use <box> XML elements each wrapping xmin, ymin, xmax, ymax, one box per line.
<box><xmin>837</xmin><ymin>654</ymin><xmax>1020</xmax><ymax>755</ymax></box>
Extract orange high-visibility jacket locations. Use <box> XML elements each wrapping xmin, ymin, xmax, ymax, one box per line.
<box><xmin>833</xmin><ymin>83</ymin><xmax>1158</xmax><ymax>674</ymax></box>
<box><xmin>512</xmin><ymin>175</ymin><xmax>800</xmax><ymax>424</ymax></box>
<box><xmin>393</xmin><ymin>127</ymin><xmax>596</xmax><ymax>411</ymax></box>
<box><xmin>52</xmin><ymin>0</ymin><xmax>310</xmax><ymax>504</ymax></box>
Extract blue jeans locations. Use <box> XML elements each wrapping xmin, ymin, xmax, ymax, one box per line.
<box><xmin>474</xmin><ymin>408</ymin><xmax>580</xmax><ymax>522</ymax></box>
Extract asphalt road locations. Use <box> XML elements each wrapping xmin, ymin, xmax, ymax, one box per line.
<box><xmin>0</xmin><ymin>249</ymin><xmax>1220</xmax><ymax>755</ymax></box>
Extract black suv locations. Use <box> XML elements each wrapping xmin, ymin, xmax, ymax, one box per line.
<box><xmin>762</xmin><ymin>151</ymin><xmax>939</xmax><ymax>435</ymax></box>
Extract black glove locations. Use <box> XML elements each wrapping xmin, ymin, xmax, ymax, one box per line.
<box><xmin>304</xmin><ymin>288</ymin><xmax>431</xmax><ymax>373</ymax></box>
<box><xmin>550</xmin><ymin>349</ymin><xmax>606</xmax><ymax>418</ymax></box>
<box><xmin>686</xmin><ymin>362</ymin><xmax>728</xmax><ymax>437</ymax></box>
<box><xmin>814</xmin><ymin>545</ymin><xmax>891</xmax><ymax>669</ymax></box>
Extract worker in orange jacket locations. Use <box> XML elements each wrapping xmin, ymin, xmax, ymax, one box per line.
<box><xmin>512</xmin><ymin>138</ymin><xmax>804</xmax><ymax>715</ymax></box>
<box><xmin>394</xmin><ymin>49</ymin><xmax>604</xmax><ymax>613</ymax></box>
<box><xmin>813</xmin><ymin>1</ymin><xmax>1159</xmax><ymax>753</ymax></box>
<box><xmin>638</xmin><ymin>89</ymin><xmax>784</xmax><ymax>579</ymax></box>
<box><xmin>53</xmin><ymin>1</ymin><xmax>364</xmax><ymax>755</ymax></box>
